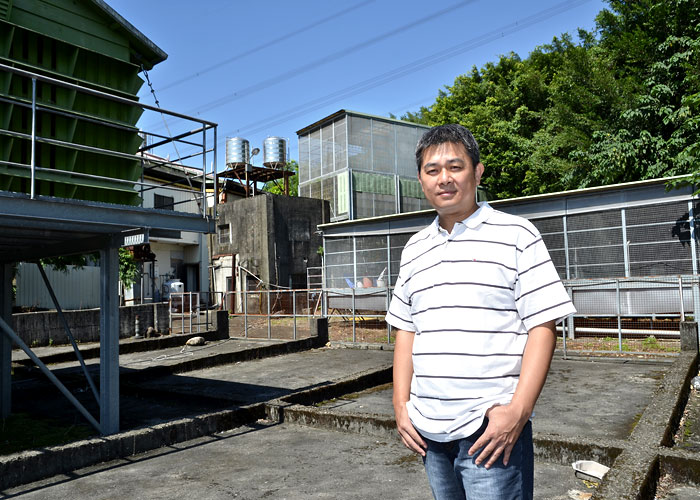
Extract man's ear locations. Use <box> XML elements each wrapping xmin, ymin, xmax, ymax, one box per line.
<box><xmin>475</xmin><ymin>162</ymin><xmax>484</xmax><ymax>185</ymax></box>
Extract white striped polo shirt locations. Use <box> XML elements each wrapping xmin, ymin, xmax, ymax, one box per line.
<box><xmin>386</xmin><ymin>202</ymin><xmax>576</xmax><ymax>442</ymax></box>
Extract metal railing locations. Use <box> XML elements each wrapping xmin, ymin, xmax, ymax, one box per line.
<box><xmin>227</xmin><ymin>288</ymin><xmax>320</xmax><ymax>340</ymax></box>
<box><xmin>0</xmin><ymin>62</ymin><xmax>218</xmax><ymax>218</ymax></box>
<box><xmin>223</xmin><ymin>275</ymin><xmax>698</xmax><ymax>356</ymax></box>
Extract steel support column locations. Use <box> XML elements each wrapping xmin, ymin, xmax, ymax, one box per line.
<box><xmin>100</xmin><ymin>247</ymin><xmax>120</xmax><ymax>435</ymax></box>
<box><xmin>0</xmin><ymin>263</ymin><xmax>12</xmax><ymax>418</ymax></box>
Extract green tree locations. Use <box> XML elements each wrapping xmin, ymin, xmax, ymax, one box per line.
<box><xmin>118</xmin><ymin>248</ymin><xmax>140</xmax><ymax>288</ymax></box>
<box><xmin>582</xmin><ymin>0</ymin><xmax>700</xmax><ymax>188</ymax></box>
<box><xmin>395</xmin><ymin>0</ymin><xmax>700</xmax><ymax>197</ymax></box>
<box><xmin>263</xmin><ymin>160</ymin><xmax>299</xmax><ymax>196</ymax></box>
<box><xmin>41</xmin><ymin>249</ymin><xmax>140</xmax><ymax>288</ymax></box>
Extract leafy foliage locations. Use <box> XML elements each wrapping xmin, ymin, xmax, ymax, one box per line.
<box><xmin>119</xmin><ymin>248</ymin><xmax>140</xmax><ymax>288</ymax></box>
<box><xmin>40</xmin><ymin>249</ymin><xmax>140</xmax><ymax>288</ymax></box>
<box><xmin>263</xmin><ymin>160</ymin><xmax>299</xmax><ymax>196</ymax></box>
<box><xmin>400</xmin><ymin>0</ymin><xmax>700</xmax><ymax>197</ymax></box>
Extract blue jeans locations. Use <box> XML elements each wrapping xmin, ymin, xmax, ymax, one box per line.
<box><xmin>422</xmin><ymin>419</ymin><xmax>533</xmax><ymax>500</ymax></box>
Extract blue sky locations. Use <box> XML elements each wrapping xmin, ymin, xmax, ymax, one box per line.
<box><xmin>107</xmin><ymin>0</ymin><xmax>608</xmax><ymax>171</ymax></box>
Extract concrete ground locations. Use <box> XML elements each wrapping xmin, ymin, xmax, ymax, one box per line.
<box><xmin>2</xmin><ymin>332</ymin><xmax>700</xmax><ymax>499</ymax></box>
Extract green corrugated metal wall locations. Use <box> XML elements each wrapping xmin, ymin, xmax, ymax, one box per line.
<box><xmin>0</xmin><ymin>0</ymin><xmax>163</xmax><ymax>204</ymax></box>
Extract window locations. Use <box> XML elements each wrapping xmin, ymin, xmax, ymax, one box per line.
<box><xmin>219</xmin><ymin>224</ymin><xmax>231</xmax><ymax>244</ymax></box>
<box><xmin>154</xmin><ymin>194</ymin><xmax>174</xmax><ymax>210</ymax></box>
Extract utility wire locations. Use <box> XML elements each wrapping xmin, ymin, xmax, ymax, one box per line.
<box><xmin>216</xmin><ymin>0</ymin><xmax>592</xmax><ymax>143</ymax></box>
<box><xmin>152</xmin><ymin>0</ymin><xmax>375</xmax><ymax>94</ymax></box>
<box><xmin>184</xmin><ymin>0</ymin><xmax>479</xmax><ymax>117</ymax></box>
<box><xmin>141</xmin><ymin>65</ymin><xmax>202</xmax><ymax>210</ymax></box>
<box><xmin>174</xmin><ymin>0</ymin><xmax>591</xmax><ymax>162</ymax></box>
<box><xmin>386</xmin><ymin>96</ymin><xmax>436</xmax><ymax>118</ymax></box>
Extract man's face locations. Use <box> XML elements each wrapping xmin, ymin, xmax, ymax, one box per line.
<box><xmin>418</xmin><ymin>141</ymin><xmax>484</xmax><ymax>224</ymax></box>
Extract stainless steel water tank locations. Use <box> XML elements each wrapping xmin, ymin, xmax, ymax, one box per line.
<box><xmin>263</xmin><ymin>137</ymin><xmax>286</xmax><ymax>168</ymax></box>
<box><xmin>226</xmin><ymin>137</ymin><xmax>250</xmax><ymax>167</ymax></box>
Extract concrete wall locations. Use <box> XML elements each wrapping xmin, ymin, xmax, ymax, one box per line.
<box><xmin>12</xmin><ymin>303</ymin><xmax>169</xmax><ymax>347</ymax></box>
<box><xmin>216</xmin><ymin>195</ymin><xmax>270</xmax><ymax>283</ymax></box>
<box><xmin>215</xmin><ymin>193</ymin><xmax>329</xmax><ymax>289</ymax></box>
<box><xmin>271</xmin><ymin>195</ymin><xmax>329</xmax><ymax>287</ymax></box>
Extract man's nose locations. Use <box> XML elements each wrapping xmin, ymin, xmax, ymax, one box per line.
<box><xmin>438</xmin><ymin>167</ymin><xmax>452</xmax><ymax>184</ymax></box>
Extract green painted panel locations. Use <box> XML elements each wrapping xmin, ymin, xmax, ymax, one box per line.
<box><xmin>0</xmin><ymin>22</ymin><xmax>12</xmax><ymax>56</ymax></box>
<box><xmin>10</xmin><ymin>0</ymin><xmax>131</xmax><ymax>62</ymax></box>
<box><xmin>0</xmin><ymin>0</ymin><xmax>11</xmax><ymax>21</ymax></box>
<box><xmin>0</xmin><ymin>2</ymin><xmax>163</xmax><ymax>206</ymax></box>
<box><xmin>352</xmin><ymin>171</ymin><xmax>396</xmax><ymax>195</ymax></box>
<box><xmin>4</xmin><ymin>25</ymin><xmax>140</xmax><ymax>95</ymax></box>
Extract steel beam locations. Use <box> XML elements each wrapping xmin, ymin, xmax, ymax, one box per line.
<box><xmin>0</xmin><ymin>315</ymin><xmax>100</xmax><ymax>430</ymax></box>
<box><xmin>0</xmin><ymin>191</ymin><xmax>215</xmax><ymax>234</ymax></box>
<box><xmin>0</xmin><ymin>263</ymin><xmax>11</xmax><ymax>418</ymax></box>
<box><xmin>99</xmin><ymin>247</ymin><xmax>120</xmax><ymax>435</ymax></box>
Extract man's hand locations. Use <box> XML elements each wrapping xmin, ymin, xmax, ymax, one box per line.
<box><xmin>395</xmin><ymin>402</ymin><xmax>427</xmax><ymax>456</ymax></box>
<box><xmin>468</xmin><ymin>403</ymin><xmax>529</xmax><ymax>468</ymax></box>
<box><xmin>468</xmin><ymin>320</ymin><xmax>557</xmax><ymax>468</ymax></box>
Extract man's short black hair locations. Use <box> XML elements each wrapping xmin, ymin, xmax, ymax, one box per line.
<box><xmin>415</xmin><ymin>124</ymin><xmax>480</xmax><ymax>173</ymax></box>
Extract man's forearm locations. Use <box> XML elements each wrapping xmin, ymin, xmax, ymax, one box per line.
<box><xmin>392</xmin><ymin>329</ymin><xmax>427</xmax><ymax>455</ymax></box>
<box><xmin>510</xmin><ymin>320</ymin><xmax>557</xmax><ymax>419</ymax></box>
<box><xmin>392</xmin><ymin>329</ymin><xmax>415</xmax><ymax>411</ymax></box>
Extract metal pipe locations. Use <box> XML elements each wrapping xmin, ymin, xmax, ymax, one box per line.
<box><xmin>189</xmin><ymin>292</ymin><xmax>193</xmax><ymax>333</ymax></box>
<box><xmin>267</xmin><ymin>290</ymin><xmax>271</xmax><ymax>340</ymax></box>
<box><xmin>616</xmin><ymin>279</ymin><xmax>622</xmax><ymax>352</ymax></box>
<box><xmin>292</xmin><ymin>289</ymin><xmax>297</xmax><ymax>340</ymax></box>
<box><xmin>201</xmin><ymin>127</ymin><xmax>207</xmax><ymax>218</ymax></box>
<box><xmin>386</xmin><ymin>234</ymin><xmax>391</xmax><ymax>344</ymax></box>
<box><xmin>352</xmin><ymin>286</ymin><xmax>356</xmax><ymax>343</ymax></box>
<box><xmin>213</xmin><ymin>127</ymin><xmax>218</xmax><ymax>220</ymax></box>
<box><xmin>679</xmin><ymin>276</ymin><xmax>686</xmax><ymax>321</ymax></box>
<box><xmin>563</xmin><ymin>326</ymin><xmax>679</xmax><ymax>337</ymax></box>
<box><xmin>169</xmin><ymin>295</ymin><xmax>172</xmax><ymax>334</ymax></box>
<box><xmin>30</xmin><ymin>78</ymin><xmax>36</xmax><ymax>199</ymax></box>
<box><xmin>243</xmin><ymin>289</ymin><xmax>248</xmax><ymax>338</ymax></box>
<box><xmin>0</xmin><ymin>315</ymin><xmax>100</xmax><ymax>431</ymax></box>
<box><xmin>561</xmin><ymin>318</ymin><xmax>568</xmax><ymax>359</ymax></box>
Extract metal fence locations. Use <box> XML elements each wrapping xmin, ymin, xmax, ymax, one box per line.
<box><xmin>227</xmin><ymin>288</ymin><xmax>320</xmax><ymax>340</ymax></box>
<box><xmin>225</xmin><ymin>276</ymin><xmax>696</xmax><ymax>355</ymax></box>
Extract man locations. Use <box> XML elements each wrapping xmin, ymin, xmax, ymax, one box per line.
<box><xmin>386</xmin><ymin>124</ymin><xmax>575</xmax><ymax>500</ymax></box>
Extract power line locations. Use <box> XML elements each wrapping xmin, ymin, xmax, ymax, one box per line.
<box><xmin>222</xmin><ymin>0</ymin><xmax>591</xmax><ymax>140</ymax></box>
<box><xmin>153</xmin><ymin>0</ymin><xmax>376</xmax><ymax>94</ymax></box>
<box><xmin>386</xmin><ymin>96</ymin><xmax>437</xmax><ymax>117</ymax></box>
<box><xmin>183</xmin><ymin>0</ymin><xmax>479</xmax><ymax>117</ymax></box>
<box><xmin>174</xmin><ymin>0</ymin><xmax>591</xmax><ymax>163</ymax></box>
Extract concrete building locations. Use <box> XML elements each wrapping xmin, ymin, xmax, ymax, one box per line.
<box><xmin>212</xmin><ymin>193</ymin><xmax>329</xmax><ymax>311</ymax></box>
<box><xmin>129</xmin><ymin>154</ymin><xmax>216</xmax><ymax>304</ymax></box>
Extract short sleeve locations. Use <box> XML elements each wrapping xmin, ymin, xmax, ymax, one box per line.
<box><xmin>514</xmin><ymin>230</ymin><xmax>576</xmax><ymax>331</ymax></box>
<box><xmin>385</xmin><ymin>270</ymin><xmax>416</xmax><ymax>332</ymax></box>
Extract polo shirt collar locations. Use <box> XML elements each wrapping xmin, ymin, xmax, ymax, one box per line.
<box><xmin>429</xmin><ymin>202</ymin><xmax>493</xmax><ymax>236</ymax></box>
